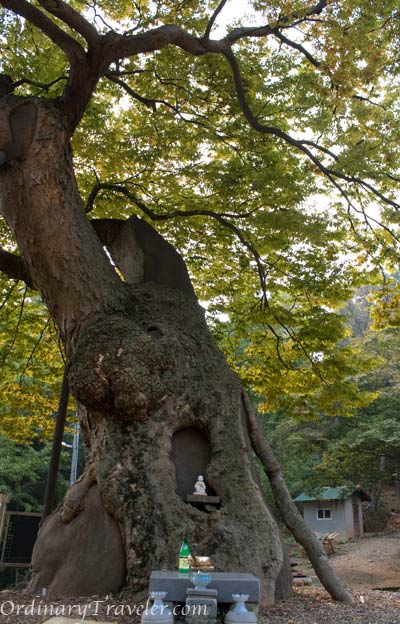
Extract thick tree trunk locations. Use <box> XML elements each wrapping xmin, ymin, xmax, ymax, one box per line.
<box><xmin>0</xmin><ymin>95</ymin><xmax>291</xmax><ymax>602</ymax></box>
<box><xmin>30</xmin><ymin>285</ymin><xmax>290</xmax><ymax>600</ymax></box>
<box><xmin>0</xmin><ymin>96</ymin><xmax>125</xmax><ymax>350</ymax></box>
<box><xmin>243</xmin><ymin>394</ymin><xmax>354</xmax><ymax>605</ymax></box>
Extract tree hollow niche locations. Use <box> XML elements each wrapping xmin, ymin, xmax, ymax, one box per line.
<box><xmin>170</xmin><ymin>427</ymin><xmax>216</xmax><ymax>502</ymax></box>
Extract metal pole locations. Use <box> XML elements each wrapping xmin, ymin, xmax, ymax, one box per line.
<box><xmin>69</xmin><ymin>420</ymin><xmax>80</xmax><ymax>486</ymax></box>
<box><xmin>42</xmin><ymin>365</ymin><xmax>69</xmax><ymax>520</ymax></box>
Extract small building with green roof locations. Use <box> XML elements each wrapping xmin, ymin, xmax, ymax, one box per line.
<box><xmin>294</xmin><ymin>486</ymin><xmax>370</xmax><ymax>538</ymax></box>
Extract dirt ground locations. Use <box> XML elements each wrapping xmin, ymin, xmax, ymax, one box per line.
<box><xmin>1</xmin><ymin>532</ymin><xmax>400</xmax><ymax>623</ymax></box>
<box><xmin>267</xmin><ymin>531</ymin><xmax>400</xmax><ymax>623</ymax></box>
<box><xmin>290</xmin><ymin>530</ymin><xmax>400</xmax><ymax>590</ymax></box>
<box><xmin>331</xmin><ymin>531</ymin><xmax>400</xmax><ymax>590</ymax></box>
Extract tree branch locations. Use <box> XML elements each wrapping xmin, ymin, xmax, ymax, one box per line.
<box><xmin>20</xmin><ymin>318</ymin><xmax>50</xmax><ymax>378</ymax></box>
<box><xmin>0</xmin><ymin>282</ymin><xmax>18</xmax><ymax>313</ymax></box>
<box><xmin>300</xmin><ymin>139</ymin><xmax>339</xmax><ymax>161</ymax></box>
<box><xmin>12</xmin><ymin>75</ymin><xmax>67</xmax><ymax>93</ymax></box>
<box><xmin>104</xmin><ymin>71</ymin><xmax>157</xmax><ymax>110</ymax></box>
<box><xmin>222</xmin><ymin>0</ymin><xmax>327</xmax><ymax>47</ymax></box>
<box><xmin>0</xmin><ymin>284</ymin><xmax>27</xmax><ymax>369</ymax></box>
<box><xmin>86</xmin><ymin>182</ymin><xmax>254</xmax><ymax>219</ymax></box>
<box><xmin>223</xmin><ymin>24</ymin><xmax>275</xmax><ymax>46</ymax></box>
<box><xmin>103</xmin><ymin>24</ymin><xmax>219</xmax><ymax>65</ymax></box>
<box><xmin>273</xmin><ymin>30</ymin><xmax>320</xmax><ymax>67</ymax></box>
<box><xmin>277</xmin><ymin>0</ymin><xmax>328</xmax><ymax>27</ymax></box>
<box><xmin>37</xmin><ymin>0</ymin><xmax>99</xmax><ymax>48</ymax></box>
<box><xmin>103</xmin><ymin>71</ymin><xmax>217</xmax><ymax>130</ymax></box>
<box><xmin>223</xmin><ymin>48</ymin><xmax>400</xmax><ymax>212</ymax></box>
<box><xmin>0</xmin><ymin>0</ymin><xmax>85</xmax><ymax>62</ymax></box>
<box><xmin>0</xmin><ymin>248</ymin><xmax>34</xmax><ymax>288</ymax></box>
<box><xmin>0</xmin><ymin>0</ymin><xmax>98</xmax><ymax>133</ymax></box>
<box><xmin>242</xmin><ymin>391</ymin><xmax>354</xmax><ymax>605</ymax></box>
<box><xmin>203</xmin><ymin>0</ymin><xmax>229</xmax><ymax>41</ymax></box>
<box><xmin>352</xmin><ymin>94</ymin><xmax>387</xmax><ymax>110</ymax></box>
<box><xmin>104</xmin><ymin>16</ymin><xmax>321</xmax><ymax>68</ymax></box>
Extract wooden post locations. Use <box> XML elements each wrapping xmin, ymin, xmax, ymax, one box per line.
<box><xmin>0</xmin><ymin>493</ymin><xmax>11</xmax><ymax>544</ymax></box>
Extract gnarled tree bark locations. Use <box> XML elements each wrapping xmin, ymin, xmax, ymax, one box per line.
<box><xmin>0</xmin><ymin>96</ymin><xmax>291</xmax><ymax>600</ymax></box>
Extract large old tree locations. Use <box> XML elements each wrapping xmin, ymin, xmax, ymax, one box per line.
<box><xmin>0</xmin><ymin>0</ymin><xmax>399</xmax><ymax>604</ymax></box>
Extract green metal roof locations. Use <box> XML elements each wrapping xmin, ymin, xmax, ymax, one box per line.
<box><xmin>294</xmin><ymin>486</ymin><xmax>352</xmax><ymax>502</ymax></box>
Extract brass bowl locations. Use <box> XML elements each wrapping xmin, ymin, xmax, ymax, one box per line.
<box><xmin>189</xmin><ymin>555</ymin><xmax>214</xmax><ymax>571</ymax></box>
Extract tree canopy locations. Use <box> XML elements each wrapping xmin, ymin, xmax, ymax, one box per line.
<box><xmin>0</xmin><ymin>0</ymin><xmax>400</xmax><ymax>439</ymax></box>
<box><xmin>2</xmin><ymin>1</ymin><xmax>399</xmax><ymax>603</ymax></box>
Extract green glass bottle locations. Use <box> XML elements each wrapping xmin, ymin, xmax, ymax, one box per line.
<box><xmin>178</xmin><ymin>538</ymin><xmax>191</xmax><ymax>574</ymax></box>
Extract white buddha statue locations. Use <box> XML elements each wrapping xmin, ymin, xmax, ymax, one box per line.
<box><xmin>193</xmin><ymin>475</ymin><xmax>207</xmax><ymax>495</ymax></box>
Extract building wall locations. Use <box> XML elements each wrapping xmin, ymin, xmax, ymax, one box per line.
<box><xmin>303</xmin><ymin>500</ymin><xmax>347</xmax><ymax>536</ymax></box>
<box><xmin>344</xmin><ymin>498</ymin><xmax>355</xmax><ymax>538</ymax></box>
<box><xmin>302</xmin><ymin>496</ymin><xmax>364</xmax><ymax>538</ymax></box>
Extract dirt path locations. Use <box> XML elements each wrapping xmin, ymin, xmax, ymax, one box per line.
<box><xmin>331</xmin><ymin>531</ymin><xmax>400</xmax><ymax>590</ymax></box>
<box><xmin>290</xmin><ymin>530</ymin><xmax>400</xmax><ymax>590</ymax></box>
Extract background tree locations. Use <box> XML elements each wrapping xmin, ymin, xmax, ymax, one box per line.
<box><xmin>0</xmin><ymin>435</ymin><xmax>68</xmax><ymax>511</ymax></box>
<box><xmin>0</xmin><ymin>0</ymin><xmax>399</xmax><ymax>604</ymax></box>
<box><xmin>260</xmin><ymin>285</ymin><xmax>400</xmax><ymax>527</ymax></box>
<box><xmin>0</xmin><ymin>273</ymin><xmax>65</xmax><ymax>441</ymax></box>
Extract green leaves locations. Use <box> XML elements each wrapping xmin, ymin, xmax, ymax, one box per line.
<box><xmin>0</xmin><ymin>270</ymin><xmax>71</xmax><ymax>442</ymax></box>
<box><xmin>218</xmin><ymin>307</ymin><xmax>377</xmax><ymax>420</ymax></box>
<box><xmin>0</xmin><ymin>434</ymin><xmax>68</xmax><ymax>511</ymax></box>
<box><xmin>0</xmin><ymin>0</ymin><xmax>400</xmax><ymax>446</ymax></box>
<box><xmin>261</xmin><ymin>289</ymin><xmax>400</xmax><ymax>498</ymax></box>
